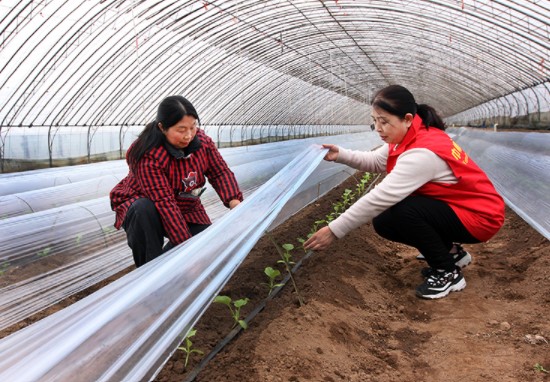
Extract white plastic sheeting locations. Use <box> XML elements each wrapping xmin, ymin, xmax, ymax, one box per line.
<box><xmin>2</xmin><ymin>124</ymin><xmax>367</xmax><ymax>161</ymax></box>
<box><xmin>448</xmin><ymin>127</ymin><xmax>550</xmax><ymax>240</ymax></box>
<box><xmin>0</xmin><ymin>174</ymin><xmax>124</xmax><ymax>218</ymax></box>
<box><xmin>0</xmin><ymin>160</ymin><xmax>128</xmax><ymax>196</ymax></box>
<box><xmin>0</xmin><ymin>145</ymin><xmax>329</xmax><ymax>382</ymax></box>
<box><xmin>0</xmin><ymin>132</ymin><xmax>383</xmax><ymax>331</ymax></box>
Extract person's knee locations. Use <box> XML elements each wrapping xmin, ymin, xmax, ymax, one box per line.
<box><xmin>132</xmin><ymin>198</ymin><xmax>156</xmax><ymax>215</ymax></box>
<box><xmin>129</xmin><ymin>198</ymin><xmax>160</xmax><ymax>224</ymax></box>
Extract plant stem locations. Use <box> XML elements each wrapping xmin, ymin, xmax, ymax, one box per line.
<box><xmin>267</xmin><ymin>234</ymin><xmax>304</xmax><ymax>307</ymax></box>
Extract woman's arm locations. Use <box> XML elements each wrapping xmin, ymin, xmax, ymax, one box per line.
<box><xmin>203</xmin><ymin>137</ymin><xmax>243</xmax><ymax>207</ymax></box>
<box><xmin>335</xmin><ymin>145</ymin><xmax>389</xmax><ymax>173</ymax></box>
<box><xmin>329</xmin><ymin>148</ymin><xmax>449</xmax><ymax>238</ymax></box>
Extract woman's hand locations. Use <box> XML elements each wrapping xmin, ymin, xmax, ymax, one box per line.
<box><xmin>322</xmin><ymin>144</ymin><xmax>339</xmax><ymax>162</ymax></box>
<box><xmin>303</xmin><ymin>226</ymin><xmax>337</xmax><ymax>251</ymax></box>
<box><xmin>229</xmin><ymin>199</ymin><xmax>241</xmax><ymax>209</ymax></box>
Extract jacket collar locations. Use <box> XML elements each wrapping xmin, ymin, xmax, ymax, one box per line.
<box><xmin>164</xmin><ymin>132</ymin><xmax>202</xmax><ymax>159</ymax></box>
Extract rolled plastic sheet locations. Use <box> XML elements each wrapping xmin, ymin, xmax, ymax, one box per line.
<box><xmin>0</xmin><ymin>145</ymin><xmax>329</xmax><ymax>382</ymax></box>
<box><xmin>0</xmin><ymin>132</ymin><xmax>382</xmax><ymax>332</ymax></box>
<box><xmin>448</xmin><ymin>127</ymin><xmax>550</xmax><ymax>239</ymax></box>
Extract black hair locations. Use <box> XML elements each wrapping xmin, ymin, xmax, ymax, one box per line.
<box><xmin>127</xmin><ymin>96</ymin><xmax>200</xmax><ymax>170</ymax></box>
<box><xmin>371</xmin><ymin>85</ymin><xmax>445</xmax><ymax>130</ymax></box>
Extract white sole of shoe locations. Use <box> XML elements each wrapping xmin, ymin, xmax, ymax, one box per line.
<box><xmin>416</xmin><ymin>278</ymin><xmax>467</xmax><ymax>299</ymax></box>
<box><xmin>455</xmin><ymin>252</ymin><xmax>472</xmax><ymax>268</ymax></box>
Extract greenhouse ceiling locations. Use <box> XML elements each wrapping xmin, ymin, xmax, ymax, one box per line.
<box><xmin>0</xmin><ymin>0</ymin><xmax>548</xmax><ymax>128</ymax></box>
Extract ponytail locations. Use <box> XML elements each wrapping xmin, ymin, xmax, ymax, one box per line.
<box><xmin>416</xmin><ymin>104</ymin><xmax>446</xmax><ymax>131</ymax></box>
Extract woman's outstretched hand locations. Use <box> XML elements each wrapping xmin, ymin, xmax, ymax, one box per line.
<box><xmin>303</xmin><ymin>226</ymin><xmax>337</xmax><ymax>251</ymax></box>
<box><xmin>322</xmin><ymin>144</ymin><xmax>339</xmax><ymax>161</ymax></box>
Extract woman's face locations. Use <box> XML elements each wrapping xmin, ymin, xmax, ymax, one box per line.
<box><xmin>160</xmin><ymin>115</ymin><xmax>198</xmax><ymax>149</ymax></box>
<box><xmin>371</xmin><ymin>106</ymin><xmax>413</xmax><ymax>144</ymax></box>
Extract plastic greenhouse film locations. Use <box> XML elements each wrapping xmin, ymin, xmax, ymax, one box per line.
<box><xmin>0</xmin><ymin>174</ymin><xmax>125</xmax><ymax>218</ymax></box>
<box><xmin>0</xmin><ymin>242</ymin><xmax>133</xmax><ymax>331</ymax></box>
<box><xmin>0</xmin><ymin>133</ymin><xmax>381</xmax><ymax>332</ymax></box>
<box><xmin>0</xmin><ymin>145</ymin><xmax>328</xmax><ymax>382</ymax></box>
<box><xmin>448</xmin><ymin>128</ymin><xmax>550</xmax><ymax>240</ymax></box>
<box><xmin>0</xmin><ymin>197</ymin><xmax>125</xmax><ymax>270</ymax></box>
<box><xmin>0</xmin><ymin>160</ymin><xmax>128</xmax><ymax>196</ymax></box>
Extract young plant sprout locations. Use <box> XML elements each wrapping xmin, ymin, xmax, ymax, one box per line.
<box><xmin>296</xmin><ymin>237</ymin><xmax>308</xmax><ymax>252</ymax></box>
<box><xmin>263</xmin><ymin>266</ymin><xmax>284</xmax><ymax>297</ymax></box>
<box><xmin>0</xmin><ymin>262</ymin><xmax>10</xmax><ymax>276</ymax></box>
<box><xmin>177</xmin><ymin>328</ymin><xmax>204</xmax><ymax>369</ymax></box>
<box><xmin>341</xmin><ymin>188</ymin><xmax>355</xmax><ymax>209</ymax></box>
<box><xmin>37</xmin><ymin>247</ymin><xmax>52</xmax><ymax>257</ymax></box>
<box><xmin>534</xmin><ymin>363</ymin><xmax>549</xmax><ymax>373</ymax></box>
<box><xmin>355</xmin><ymin>173</ymin><xmax>372</xmax><ymax>196</ymax></box>
<box><xmin>276</xmin><ymin>243</ymin><xmax>304</xmax><ymax>307</ymax></box>
<box><xmin>213</xmin><ymin>295</ymin><xmax>249</xmax><ymax>329</ymax></box>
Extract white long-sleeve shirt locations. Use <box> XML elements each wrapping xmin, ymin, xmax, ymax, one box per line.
<box><xmin>328</xmin><ymin>144</ymin><xmax>458</xmax><ymax>239</ymax></box>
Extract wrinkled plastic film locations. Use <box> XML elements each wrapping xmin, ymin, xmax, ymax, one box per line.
<box><xmin>0</xmin><ymin>145</ymin><xmax>329</xmax><ymax>382</ymax></box>
<box><xmin>448</xmin><ymin>128</ymin><xmax>550</xmax><ymax>239</ymax></box>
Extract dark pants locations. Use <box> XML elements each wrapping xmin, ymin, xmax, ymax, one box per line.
<box><xmin>122</xmin><ymin>198</ymin><xmax>210</xmax><ymax>267</ymax></box>
<box><xmin>372</xmin><ymin>195</ymin><xmax>479</xmax><ymax>271</ymax></box>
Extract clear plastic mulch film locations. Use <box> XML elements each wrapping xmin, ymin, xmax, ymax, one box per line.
<box><xmin>0</xmin><ymin>144</ymin><xmax>329</xmax><ymax>382</ymax></box>
<box><xmin>0</xmin><ymin>133</ymin><xmax>382</xmax><ymax>332</ymax></box>
<box><xmin>0</xmin><ymin>160</ymin><xmax>129</xmax><ymax>196</ymax></box>
<box><xmin>448</xmin><ymin>127</ymin><xmax>550</xmax><ymax>240</ymax></box>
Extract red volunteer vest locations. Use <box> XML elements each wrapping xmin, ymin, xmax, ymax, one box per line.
<box><xmin>387</xmin><ymin>115</ymin><xmax>504</xmax><ymax>241</ymax></box>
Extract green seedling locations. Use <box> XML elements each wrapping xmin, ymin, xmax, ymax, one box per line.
<box><xmin>296</xmin><ymin>237</ymin><xmax>309</xmax><ymax>252</ymax></box>
<box><xmin>102</xmin><ymin>226</ymin><xmax>116</xmax><ymax>234</ymax></box>
<box><xmin>75</xmin><ymin>234</ymin><xmax>83</xmax><ymax>245</ymax></box>
<box><xmin>308</xmin><ymin>219</ymin><xmax>326</xmax><ymax>238</ymax></box>
<box><xmin>341</xmin><ymin>188</ymin><xmax>355</xmax><ymax>209</ymax></box>
<box><xmin>0</xmin><ymin>262</ymin><xmax>10</xmax><ymax>276</ymax></box>
<box><xmin>263</xmin><ymin>266</ymin><xmax>284</xmax><ymax>297</ymax></box>
<box><xmin>213</xmin><ymin>295</ymin><xmax>249</xmax><ymax>329</ymax></box>
<box><xmin>276</xmin><ymin>243</ymin><xmax>304</xmax><ymax>307</ymax></box>
<box><xmin>37</xmin><ymin>247</ymin><xmax>52</xmax><ymax>257</ymax></box>
<box><xmin>534</xmin><ymin>363</ymin><xmax>549</xmax><ymax>373</ymax></box>
<box><xmin>355</xmin><ymin>173</ymin><xmax>372</xmax><ymax>196</ymax></box>
<box><xmin>177</xmin><ymin>328</ymin><xmax>204</xmax><ymax>369</ymax></box>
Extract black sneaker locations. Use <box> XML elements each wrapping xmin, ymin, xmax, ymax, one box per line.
<box><xmin>420</xmin><ymin>244</ymin><xmax>472</xmax><ymax>277</ymax></box>
<box><xmin>416</xmin><ymin>268</ymin><xmax>466</xmax><ymax>299</ymax></box>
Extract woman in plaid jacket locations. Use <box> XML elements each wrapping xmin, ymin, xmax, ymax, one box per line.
<box><xmin>110</xmin><ymin>96</ymin><xmax>243</xmax><ymax>267</ymax></box>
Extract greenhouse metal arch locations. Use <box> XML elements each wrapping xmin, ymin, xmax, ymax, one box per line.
<box><xmin>1</xmin><ymin>0</ymin><xmax>548</xmax><ymax>171</ymax></box>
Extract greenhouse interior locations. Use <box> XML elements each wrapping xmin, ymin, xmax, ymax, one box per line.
<box><xmin>0</xmin><ymin>1</ymin><xmax>549</xmax><ymax>381</ymax></box>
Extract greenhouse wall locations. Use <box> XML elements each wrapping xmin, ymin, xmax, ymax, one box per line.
<box><xmin>0</xmin><ymin>124</ymin><xmax>368</xmax><ymax>173</ymax></box>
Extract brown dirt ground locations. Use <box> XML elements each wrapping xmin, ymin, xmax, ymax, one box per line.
<box><xmin>2</xmin><ymin>173</ymin><xmax>549</xmax><ymax>382</ymax></box>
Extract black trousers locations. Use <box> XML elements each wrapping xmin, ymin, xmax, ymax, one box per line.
<box><xmin>122</xmin><ymin>198</ymin><xmax>210</xmax><ymax>267</ymax></box>
<box><xmin>372</xmin><ymin>195</ymin><xmax>479</xmax><ymax>271</ymax></box>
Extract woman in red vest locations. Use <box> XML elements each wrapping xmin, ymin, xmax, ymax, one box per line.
<box><xmin>304</xmin><ymin>85</ymin><xmax>504</xmax><ymax>299</ymax></box>
<box><xmin>110</xmin><ymin>96</ymin><xmax>242</xmax><ymax>267</ymax></box>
